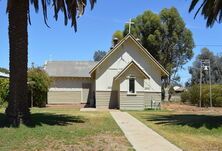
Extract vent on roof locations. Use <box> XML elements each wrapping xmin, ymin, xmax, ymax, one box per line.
<box><xmin>113</xmin><ymin>37</ymin><xmax>119</xmax><ymax>46</ymax></box>
<box><xmin>111</xmin><ymin>37</ymin><xmax>119</xmax><ymax>50</ymax></box>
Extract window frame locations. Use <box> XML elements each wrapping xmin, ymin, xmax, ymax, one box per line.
<box><xmin>128</xmin><ymin>76</ymin><xmax>136</xmax><ymax>95</ymax></box>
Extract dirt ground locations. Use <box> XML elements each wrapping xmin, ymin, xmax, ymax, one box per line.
<box><xmin>161</xmin><ymin>102</ymin><xmax>222</xmax><ymax>114</ymax></box>
<box><xmin>43</xmin><ymin>134</ymin><xmax>133</xmax><ymax>151</ymax></box>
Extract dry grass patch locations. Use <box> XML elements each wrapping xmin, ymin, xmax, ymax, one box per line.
<box><xmin>0</xmin><ymin>108</ymin><xmax>133</xmax><ymax>151</ymax></box>
<box><xmin>129</xmin><ymin>110</ymin><xmax>222</xmax><ymax>151</ymax></box>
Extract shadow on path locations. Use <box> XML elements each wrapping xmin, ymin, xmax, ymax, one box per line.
<box><xmin>0</xmin><ymin>112</ymin><xmax>86</xmax><ymax>128</ymax></box>
<box><xmin>144</xmin><ymin>114</ymin><xmax>222</xmax><ymax>129</ymax></box>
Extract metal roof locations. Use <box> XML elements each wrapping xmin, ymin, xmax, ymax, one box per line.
<box><xmin>0</xmin><ymin>72</ymin><xmax>9</xmax><ymax>78</ymax></box>
<box><xmin>45</xmin><ymin>61</ymin><xmax>98</xmax><ymax>78</ymax></box>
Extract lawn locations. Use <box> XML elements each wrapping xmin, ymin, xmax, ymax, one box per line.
<box><xmin>129</xmin><ymin>110</ymin><xmax>222</xmax><ymax>151</ymax></box>
<box><xmin>0</xmin><ymin>107</ymin><xmax>133</xmax><ymax>151</ymax></box>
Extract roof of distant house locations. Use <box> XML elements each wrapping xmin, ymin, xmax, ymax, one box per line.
<box><xmin>173</xmin><ymin>86</ymin><xmax>186</xmax><ymax>92</ymax></box>
<box><xmin>0</xmin><ymin>72</ymin><xmax>9</xmax><ymax>78</ymax></box>
<box><xmin>45</xmin><ymin>61</ymin><xmax>98</xmax><ymax>78</ymax></box>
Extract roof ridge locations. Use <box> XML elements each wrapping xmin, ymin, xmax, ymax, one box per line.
<box><xmin>47</xmin><ymin>60</ymin><xmax>97</xmax><ymax>62</ymax></box>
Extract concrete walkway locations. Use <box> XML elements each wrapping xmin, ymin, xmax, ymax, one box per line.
<box><xmin>110</xmin><ymin>111</ymin><xmax>182</xmax><ymax>151</ymax></box>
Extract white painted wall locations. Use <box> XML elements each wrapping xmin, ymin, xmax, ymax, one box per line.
<box><xmin>95</xmin><ymin>38</ymin><xmax>162</xmax><ymax>92</ymax></box>
<box><xmin>118</xmin><ymin>65</ymin><xmax>145</xmax><ymax>92</ymax></box>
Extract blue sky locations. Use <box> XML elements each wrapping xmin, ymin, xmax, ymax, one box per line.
<box><xmin>0</xmin><ymin>0</ymin><xmax>221</xmax><ymax>85</ymax></box>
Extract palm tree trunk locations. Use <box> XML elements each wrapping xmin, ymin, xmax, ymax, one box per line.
<box><xmin>6</xmin><ymin>0</ymin><xmax>30</xmax><ymax>126</ymax></box>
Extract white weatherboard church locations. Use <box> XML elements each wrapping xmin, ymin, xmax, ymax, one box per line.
<box><xmin>45</xmin><ymin>34</ymin><xmax>169</xmax><ymax>110</ymax></box>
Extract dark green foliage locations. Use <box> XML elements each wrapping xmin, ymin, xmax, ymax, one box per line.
<box><xmin>188</xmin><ymin>48</ymin><xmax>222</xmax><ymax>85</ymax></box>
<box><xmin>0</xmin><ymin>68</ymin><xmax>9</xmax><ymax>74</ymax></box>
<box><xmin>180</xmin><ymin>90</ymin><xmax>190</xmax><ymax>103</ymax></box>
<box><xmin>28</xmin><ymin>68</ymin><xmax>51</xmax><ymax>107</ymax></box>
<box><xmin>181</xmin><ymin>85</ymin><xmax>222</xmax><ymax>107</ymax></box>
<box><xmin>117</xmin><ymin>7</ymin><xmax>194</xmax><ymax>83</ymax></box>
<box><xmin>0</xmin><ymin>78</ymin><xmax>9</xmax><ymax>107</ymax></box>
<box><xmin>189</xmin><ymin>0</ymin><xmax>222</xmax><ymax>27</ymax></box>
<box><xmin>93</xmin><ymin>50</ymin><xmax>107</xmax><ymax>61</ymax></box>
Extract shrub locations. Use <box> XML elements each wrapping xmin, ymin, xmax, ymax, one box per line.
<box><xmin>28</xmin><ymin>68</ymin><xmax>51</xmax><ymax>107</ymax></box>
<box><xmin>0</xmin><ymin>78</ymin><xmax>9</xmax><ymax>107</ymax></box>
<box><xmin>181</xmin><ymin>84</ymin><xmax>222</xmax><ymax>107</ymax></box>
<box><xmin>180</xmin><ymin>91</ymin><xmax>190</xmax><ymax>103</ymax></box>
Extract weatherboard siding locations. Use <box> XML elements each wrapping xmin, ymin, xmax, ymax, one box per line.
<box><xmin>144</xmin><ymin>92</ymin><xmax>161</xmax><ymax>108</ymax></box>
<box><xmin>119</xmin><ymin>92</ymin><xmax>144</xmax><ymax>110</ymax></box>
<box><xmin>48</xmin><ymin>91</ymin><xmax>81</xmax><ymax>104</ymax></box>
<box><xmin>96</xmin><ymin>91</ymin><xmax>118</xmax><ymax>109</ymax></box>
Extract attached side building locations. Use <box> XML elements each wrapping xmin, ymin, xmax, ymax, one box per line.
<box><xmin>45</xmin><ymin>61</ymin><xmax>97</xmax><ymax>106</ymax></box>
<box><xmin>45</xmin><ymin>34</ymin><xmax>169</xmax><ymax>110</ymax></box>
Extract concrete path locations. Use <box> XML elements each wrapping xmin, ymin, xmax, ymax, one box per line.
<box><xmin>110</xmin><ymin>111</ymin><xmax>182</xmax><ymax>151</ymax></box>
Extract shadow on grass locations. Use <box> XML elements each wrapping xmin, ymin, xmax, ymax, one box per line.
<box><xmin>144</xmin><ymin>114</ymin><xmax>222</xmax><ymax>129</ymax></box>
<box><xmin>0</xmin><ymin>112</ymin><xmax>86</xmax><ymax>128</ymax></box>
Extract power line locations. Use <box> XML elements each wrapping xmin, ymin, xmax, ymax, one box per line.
<box><xmin>195</xmin><ymin>45</ymin><xmax>222</xmax><ymax>47</ymax></box>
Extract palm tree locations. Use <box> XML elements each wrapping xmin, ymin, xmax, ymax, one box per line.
<box><xmin>189</xmin><ymin>0</ymin><xmax>222</xmax><ymax>27</ymax></box>
<box><xmin>5</xmin><ymin>0</ymin><xmax>96</xmax><ymax>127</ymax></box>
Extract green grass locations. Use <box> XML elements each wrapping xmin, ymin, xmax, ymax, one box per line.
<box><xmin>129</xmin><ymin>110</ymin><xmax>222</xmax><ymax>151</ymax></box>
<box><xmin>0</xmin><ymin>108</ymin><xmax>133</xmax><ymax>151</ymax></box>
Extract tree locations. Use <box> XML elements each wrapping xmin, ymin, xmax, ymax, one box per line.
<box><xmin>28</xmin><ymin>67</ymin><xmax>51</xmax><ymax>107</ymax></box>
<box><xmin>93</xmin><ymin>50</ymin><xmax>107</xmax><ymax>61</ymax></box>
<box><xmin>5</xmin><ymin>0</ymin><xmax>96</xmax><ymax>127</ymax></box>
<box><xmin>0</xmin><ymin>78</ymin><xmax>9</xmax><ymax>107</ymax></box>
<box><xmin>120</xmin><ymin>8</ymin><xmax>194</xmax><ymax>83</ymax></box>
<box><xmin>188</xmin><ymin>48</ymin><xmax>222</xmax><ymax>85</ymax></box>
<box><xmin>0</xmin><ymin>68</ymin><xmax>9</xmax><ymax>74</ymax></box>
<box><xmin>112</xmin><ymin>30</ymin><xmax>123</xmax><ymax>44</ymax></box>
<box><xmin>189</xmin><ymin>0</ymin><xmax>222</xmax><ymax>27</ymax></box>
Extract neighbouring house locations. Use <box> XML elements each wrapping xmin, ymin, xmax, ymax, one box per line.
<box><xmin>173</xmin><ymin>86</ymin><xmax>186</xmax><ymax>93</ymax></box>
<box><xmin>172</xmin><ymin>86</ymin><xmax>186</xmax><ymax>101</ymax></box>
<box><xmin>0</xmin><ymin>72</ymin><xmax>9</xmax><ymax>78</ymax></box>
<box><xmin>45</xmin><ymin>34</ymin><xmax>169</xmax><ymax>110</ymax></box>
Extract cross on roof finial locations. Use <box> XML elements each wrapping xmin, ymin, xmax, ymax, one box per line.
<box><xmin>126</xmin><ymin>18</ymin><xmax>134</xmax><ymax>34</ymax></box>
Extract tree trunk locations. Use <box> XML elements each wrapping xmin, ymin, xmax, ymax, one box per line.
<box><xmin>5</xmin><ymin>0</ymin><xmax>30</xmax><ymax>127</ymax></box>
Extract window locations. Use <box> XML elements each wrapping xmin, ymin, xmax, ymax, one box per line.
<box><xmin>129</xmin><ymin>77</ymin><xmax>135</xmax><ymax>94</ymax></box>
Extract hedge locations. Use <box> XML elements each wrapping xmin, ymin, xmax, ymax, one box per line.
<box><xmin>0</xmin><ymin>78</ymin><xmax>9</xmax><ymax>107</ymax></box>
<box><xmin>28</xmin><ymin>68</ymin><xmax>51</xmax><ymax>107</ymax></box>
<box><xmin>181</xmin><ymin>84</ymin><xmax>222</xmax><ymax>107</ymax></box>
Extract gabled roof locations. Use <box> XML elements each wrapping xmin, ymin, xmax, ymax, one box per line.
<box><xmin>45</xmin><ymin>61</ymin><xmax>98</xmax><ymax>78</ymax></box>
<box><xmin>0</xmin><ymin>72</ymin><xmax>9</xmax><ymax>78</ymax></box>
<box><xmin>114</xmin><ymin>61</ymin><xmax>150</xmax><ymax>80</ymax></box>
<box><xmin>89</xmin><ymin>34</ymin><xmax>169</xmax><ymax>76</ymax></box>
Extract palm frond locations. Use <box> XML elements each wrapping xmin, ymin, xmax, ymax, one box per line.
<box><xmin>189</xmin><ymin>0</ymin><xmax>222</xmax><ymax>27</ymax></box>
<box><xmin>7</xmin><ymin>0</ymin><xmax>96</xmax><ymax>31</ymax></box>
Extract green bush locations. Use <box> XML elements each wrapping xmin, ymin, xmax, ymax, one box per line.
<box><xmin>28</xmin><ymin>68</ymin><xmax>51</xmax><ymax>107</ymax></box>
<box><xmin>181</xmin><ymin>84</ymin><xmax>222</xmax><ymax>107</ymax></box>
<box><xmin>0</xmin><ymin>78</ymin><xmax>9</xmax><ymax>107</ymax></box>
<box><xmin>180</xmin><ymin>91</ymin><xmax>190</xmax><ymax>103</ymax></box>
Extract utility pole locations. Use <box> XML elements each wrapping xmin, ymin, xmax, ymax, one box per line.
<box><xmin>209</xmin><ymin>61</ymin><xmax>212</xmax><ymax>107</ymax></box>
<box><xmin>200</xmin><ymin>59</ymin><xmax>212</xmax><ymax>107</ymax></box>
<box><xmin>199</xmin><ymin>61</ymin><xmax>202</xmax><ymax>107</ymax></box>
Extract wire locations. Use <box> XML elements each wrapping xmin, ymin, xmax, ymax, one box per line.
<box><xmin>195</xmin><ymin>45</ymin><xmax>222</xmax><ymax>47</ymax></box>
